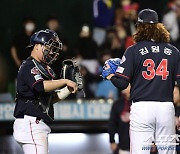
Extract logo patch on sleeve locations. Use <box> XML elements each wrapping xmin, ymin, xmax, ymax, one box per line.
<box><xmin>31</xmin><ymin>67</ymin><xmax>40</xmax><ymax>75</ymax></box>
<box><xmin>164</xmin><ymin>47</ymin><xmax>172</xmax><ymax>55</ymax></box>
<box><xmin>116</xmin><ymin>66</ymin><xmax>125</xmax><ymax>73</ymax></box>
<box><xmin>34</xmin><ymin>75</ymin><xmax>43</xmax><ymax>81</ymax></box>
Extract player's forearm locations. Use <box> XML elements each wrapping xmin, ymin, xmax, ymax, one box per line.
<box><xmin>110</xmin><ymin>75</ymin><xmax>129</xmax><ymax>90</ymax></box>
<box><xmin>43</xmin><ymin>79</ymin><xmax>68</xmax><ymax>92</ymax></box>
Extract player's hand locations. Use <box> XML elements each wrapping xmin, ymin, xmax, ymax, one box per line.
<box><xmin>66</xmin><ymin>80</ymin><xmax>78</xmax><ymax>93</ymax></box>
<box><xmin>106</xmin><ymin>74</ymin><xmax>115</xmax><ymax>80</ymax></box>
<box><xmin>120</xmin><ymin>112</ymin><xmax>130</xmax><ymax>122</ymax></box>
<box><xmin>105</xmin><ymin>64</ymin><xmax>114</xmax><ymax>80</ymax></box>
<box><xmin>151</xmin><ymin>143</ymin><xmax>157</xmax><ymax>153</ymax></box>
<box><xmin>176</xmin><ymin>116</ymin><xmax>180</xmax><ymax>130</ymax></box>
<box><xmin>110</xmin><ymin>143</ymin><xmax>118</xmax><ymax>151</ymax></box>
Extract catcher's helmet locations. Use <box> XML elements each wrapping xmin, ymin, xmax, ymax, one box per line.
<box><xmin>27</xmin><ymin>29</ymin><xmax>62</xmax><ymax>65</ymax></box>
<box><xmin>137</xmin><ymin>9</ymin><xmax>159</xmax><ymax>24</ymax></box>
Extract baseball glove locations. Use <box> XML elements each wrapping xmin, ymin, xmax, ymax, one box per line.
<box><xmin>61</xmin><ymin>59</ymin><xmax>83</xmax><ymax>90</ymax></box>
<box><xmin>101</xmin><ymin>58</ymin><xmax>121</xmax><ymax>80</ymax></box>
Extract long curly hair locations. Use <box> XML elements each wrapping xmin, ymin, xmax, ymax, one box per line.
<box><xmin>133</xmin><ymin>23</ymin><xmax>170</xmax><ymax>43</ymax></box>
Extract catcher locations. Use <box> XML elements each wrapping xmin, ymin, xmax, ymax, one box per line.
<box><xmin>13</xmin><ymin>29</ymin><xmax>83</xmax><ymax>154</ymax></box>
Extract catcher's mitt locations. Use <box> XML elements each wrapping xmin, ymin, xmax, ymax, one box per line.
<box><xmin>61</xmin><ymin>59</ymin><xmax>83</xmax><ymax>90</ymax></box>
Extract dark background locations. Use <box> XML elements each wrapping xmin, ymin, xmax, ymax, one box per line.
<box><xmin>0</xmin><ymin>0</ymin><xmax>93</xmax><ymax>59</ymax></box>
<box><xmin>0</xmin><ymin>0</ymin><xmax>167</xmax><ymax>57</ymax></box>
<box><xmin>0</xmin><ymin>0</ymin><xmax>168</xmax><ymax>91</ymax></box>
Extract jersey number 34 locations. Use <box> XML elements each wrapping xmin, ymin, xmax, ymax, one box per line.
<box><xmin>142</xmin><ymin>59</ymin><xmax>169</xmax><ymax>80</ymax></box>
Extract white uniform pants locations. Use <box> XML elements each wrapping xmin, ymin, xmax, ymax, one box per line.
<box><xmin>130</xmin><ymin>101</ymin><xmax>176</xmax><ymax>154</ymax></box>
<box><xmin>13</xmin><ymin>115</ymin><xmax>51</xmax><ymax>154</ymax></box>
<box><xmin>119</xmin><ymin>149</ymin><xmax>130</xmax><ymax>154</ymax></box>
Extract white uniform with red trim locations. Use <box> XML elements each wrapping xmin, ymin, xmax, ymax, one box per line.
<box><xmin>13</xmin><ymin>115</ymin><xmax>51</xmax><ymax>154</ymax></box>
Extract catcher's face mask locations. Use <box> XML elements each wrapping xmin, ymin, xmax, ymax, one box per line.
<box><xmin>42</xmin><ymin>37</ymin><xmax>62</xmax><ymax>65</ymax></box>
